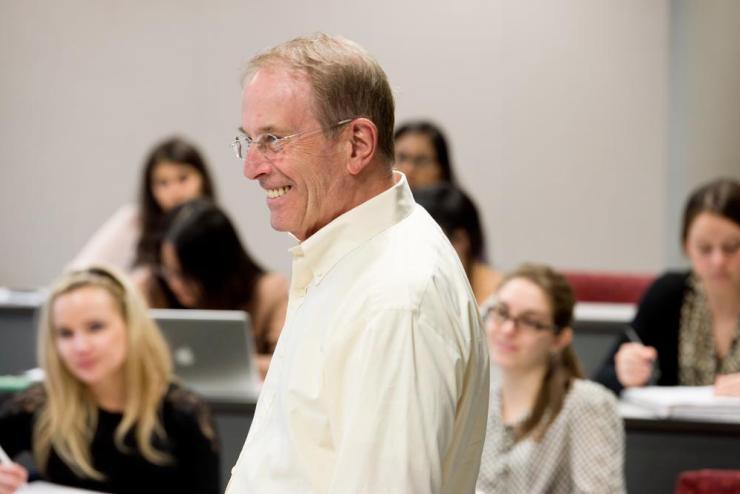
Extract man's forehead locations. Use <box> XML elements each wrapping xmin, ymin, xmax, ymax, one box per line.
<box><xmin>245</xmin><ymin>65</ymin><xmax>310</xmax><ymax>98</ymax></box>
<box><xmin>242</xmin><ymin>66</ymin><xmax>316</xmax><ymax>130</ymax></box>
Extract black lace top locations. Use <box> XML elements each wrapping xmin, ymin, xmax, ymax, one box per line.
<box><xmin>0</xmin><ymin>383</ymin><xmax>220</xmax><ymax>494</ymax></box>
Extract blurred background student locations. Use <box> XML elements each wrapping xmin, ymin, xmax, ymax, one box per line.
<box><xmin>71</xmin><ymin>136</ymin><xmax>217</xmax><ymax>274</ymax></box>
<box><xmin>414</xmin><ymin>183</ymin><xmax>502</xmax><ymax>305</ymax></box>
<box><xmin>476</xmin><ymin>263</ymin><xmax>624</xmax><ymax>494</ymax></box>
<box><xmin>595</xmin><ymin>177</ymin><xmax>740</xmax><ymax>395</ymax></box>
<box><xmin>144</xmin><ymin>199</ymin><xmax>288</xmax><ymax>378</ymax></box>
<box><xmin>393</xmin><ymin>120</ymin><xmax>456</xmax><ymax>189</ymax></box>
<box><xmin>0</xmin><ymin>266</ymin><xmax>219</xmax><ymax>494</ymax></box>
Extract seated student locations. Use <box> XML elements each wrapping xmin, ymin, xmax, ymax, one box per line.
<box><xmin>70</xmin><ymin>136</ymin><xmax>217</xmax><ymax>273</ymax></box>
<box><xmin>476</xmin><ymin>263</ymin><xmax>624</xmax><ymax>494</ymax></box>
<box><xmin>414</xmin><ymin>183</ymin><xmax>502</xmax><ymax>305</ymax></box>
<box><xmin>394</xmin><ymin>120</ymin><xmax>456</xmax><ymax>188</ymax></box>
<box><xmin>595</xmin><ymin>177</ymin><xmax>740</xmax><ymax>395</ymax></box>
<box><xmin>0</xmin><ymin>266</ymin><xmax>219</xmax><ymax>494</ymax></box>
<box><xmin>144</xmin><ymin>199</ymin><xmax>288</xmax><ymax>379</ymax></box>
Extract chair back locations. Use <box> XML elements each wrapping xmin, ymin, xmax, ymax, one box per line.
<box><xmin>675</xmin><ymin>469</ymin><xmax>740</xmax><ymax>494</ymax></box>
<box><xmin>563</xmin><ymin>270</ymin><xmax>654</xmax><ymax>304</ymax></box>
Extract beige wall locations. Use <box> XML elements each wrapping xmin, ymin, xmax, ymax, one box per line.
<box><xmin>667</xmin><ymin>0</ymin><xmax>740</xmax><ymax>266</ymax></box>
<box><xmin>0</xmin><ymin>0</ymin><xmax>720</xmax><ymax>288</ymax></box>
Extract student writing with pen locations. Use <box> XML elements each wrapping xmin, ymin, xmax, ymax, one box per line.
<box><xmin>0</xmin><ymin>266</ymin><xmax>219</xmax><ymax>494</ymax></box>
<box><xmin>595</xmin><ymin>178</ymin><xmax>740</xmax><ymax>396</ymax></box>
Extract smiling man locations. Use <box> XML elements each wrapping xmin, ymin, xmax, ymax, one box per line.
<box><xmin>225</xmin><ymin>33</ymin><xmax>489</xmax><ymax>494</ymax></box>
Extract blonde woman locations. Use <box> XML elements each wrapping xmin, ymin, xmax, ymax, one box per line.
<box><xmin>476</xmin><ymin>264</ymin><xmax>624</xmax><ymax>494</ymax></box>
<box><xmin>0</xmin><ymin>267</ymin><xmax>219</xmax><ymax>494</ymax></box>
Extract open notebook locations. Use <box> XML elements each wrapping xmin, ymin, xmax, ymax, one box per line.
<box><xmin>622</xmin><ymin>386</ymin><xmax>740</xmax><ymax>422</ymax></box>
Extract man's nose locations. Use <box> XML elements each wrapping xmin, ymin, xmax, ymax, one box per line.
<box><xmin>243</xmin><ymin>147</ymin><xmax>269</xmax><ymax>180</ymax></box>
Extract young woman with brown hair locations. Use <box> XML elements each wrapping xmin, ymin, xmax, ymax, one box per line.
<box><xmin>476</xmin><ymin>263</ymin><xmax>624</xmax><ymax>494</ymax></box>
<box><xmin>595</xmin><ymin>177</ymin><xmax>740</xmax><ymax>395</ymax></box>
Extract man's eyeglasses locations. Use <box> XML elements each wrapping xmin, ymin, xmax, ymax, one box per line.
<box><xmin>232</xmin><ymin>118</ymin><xmax>353</xmax><ymax>160</ymax></box>
<box><xmin>486</xmin><ymin>304</ymin><xmax>558</xmax><ymax>333</ymax></box>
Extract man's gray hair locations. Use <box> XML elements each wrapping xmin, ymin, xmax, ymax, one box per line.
<box><xmin>244</xmin><ymin>33</ymin><xmax>395</xmax><ymax>162</ymax></box>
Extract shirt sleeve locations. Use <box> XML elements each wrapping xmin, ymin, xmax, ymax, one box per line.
<box><xmin>569</xmin><ymin>385</ymin><xmax>625</xmax><ymax>494</ymax></box>
<box><xmin>324</xmin><ymin>306</ymin><xmax>467</xmax><ymax>494</ymax></box>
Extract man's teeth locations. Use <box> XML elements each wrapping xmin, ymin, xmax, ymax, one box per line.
<box><xmin>266</xmin><ymin>186</ymin><xmax>291</xmax><ymax>199</ymax></box>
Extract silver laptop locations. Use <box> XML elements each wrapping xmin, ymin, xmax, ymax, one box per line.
<box><xmin>149</xmin><ymin>309</ymin><xmax>260</xmax><ymax>403</ymax></box>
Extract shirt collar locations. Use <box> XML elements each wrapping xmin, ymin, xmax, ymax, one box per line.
<box><xmin>289</xmin><ymin>171</ymin><xmax>415</xmax><ymax>287</ymax></box>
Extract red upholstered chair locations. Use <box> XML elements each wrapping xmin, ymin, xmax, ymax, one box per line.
<box><xmin>675</xmin><ymin>469</ymin><xmax>740</xmax><ymax>494</ymax></box>
<box><xmin>562</xmin><ymin>270</ymin><xmax>654</xmax><ymax>304</ymax></box>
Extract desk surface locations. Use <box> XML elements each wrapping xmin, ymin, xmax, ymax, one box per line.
<box><xmin>621</xmin><ymin>402</ymin><xmax>740</xmax><ymax>435</ymax></box>
<box><xmin>17</xmin><ymin>481</ymin><xmax>108</xmax><ymax>493</ymax></box>
<box><xmin>0</xmin><ymin>289</ymin><xmax>45</xmax><ymax>309</ymax></box>
<box><xmin>574</xmin><ymin>302</ymin><xmax>636</xmax><ymax>322</ymax></box>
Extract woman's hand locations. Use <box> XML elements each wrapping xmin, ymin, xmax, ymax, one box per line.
<box><xmin>0</xmin><ymin>462</ymin><xmax>29</xmax><ymax>494</ymax></box>
<box><xmin>714</xmin><ymin>373</ymin><xmax>740</xmax><ymax>396</ymax></box>
<box><xmin>615</xmin><ymin>342</ymin><xmax>657</xmax><ymax>388</ymax></box>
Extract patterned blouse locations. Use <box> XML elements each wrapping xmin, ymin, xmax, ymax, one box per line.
<box><xmin>679</xmin><ymin>275</ymin><xmax>740</xmax><ymax>385</ymax></box>
<box><xmin>476</xmin><ymin>379</ymin><xmax>625</xmax><ymax>494</ymax></box>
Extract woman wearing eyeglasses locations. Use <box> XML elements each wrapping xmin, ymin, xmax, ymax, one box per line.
<box><xmin>476</xmin><ymin>263</ymin><xmax>624</xmax><ymax>494</ymax></box>
<box><xmin>393</xmin><ymin>121</ymin><xmax>456</xmax><ymax>189</ymax></box>
<box><xmin>144</xmin><ymin>199</ymin><xmax>288</xmax><ymax>379</ymax></box>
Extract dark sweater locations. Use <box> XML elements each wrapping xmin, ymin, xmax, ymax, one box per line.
<box><xmin>0</xmin><ymin>383</ymin><xmax>220</xmax><ymax>494</ymax></box>
<box><xmin>594</xmin><ymin>271</ymin><xmax>691</xmax><ymax>394</ymax></box>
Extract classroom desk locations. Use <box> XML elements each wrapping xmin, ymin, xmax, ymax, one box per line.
<box><xmin>621</xmin><ymin>403</ymin><xmax>740</xmax><ymax>493</ymax></box>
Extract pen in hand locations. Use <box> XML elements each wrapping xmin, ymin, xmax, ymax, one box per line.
<box><xmin>624</xmin><ymin>326</ymin><xmax>661</xmax><ymax>385</ymax></box>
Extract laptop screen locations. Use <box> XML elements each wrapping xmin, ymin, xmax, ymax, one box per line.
<box><xmin>150</xmin><ymin>309</ymin><xmax>260</xmax><ymax>403</ymax></box>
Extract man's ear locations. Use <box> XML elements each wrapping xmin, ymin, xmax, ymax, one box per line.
<box><xmin>345</xmin><ymin>118</ymin><xmax>378</xmax><ymax>175</ymax></box>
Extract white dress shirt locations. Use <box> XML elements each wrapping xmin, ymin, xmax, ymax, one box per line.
<box><xmin>226</xmin><ymin>172</ymin><xmax>490</xmax><ymax>494</ymax></box>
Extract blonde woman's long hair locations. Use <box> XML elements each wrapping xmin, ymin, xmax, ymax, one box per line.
<box><xmin>34</xmin><ymin>265</ymin><xmax>173</xmax><ymax>480</ymax></box>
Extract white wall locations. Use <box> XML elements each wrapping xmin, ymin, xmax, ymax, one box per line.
<box><xmin>0</xmin><ymin>0</ymin><xmax>685</xmax><ymax>287</ymax></box>
<box><xmin>667</xmin><ymin>0</ymin><xmax>740</xmax><ymax>267</ymax></box>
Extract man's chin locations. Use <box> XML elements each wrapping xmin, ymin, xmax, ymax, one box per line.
<box><xmin>270</xmin><ymin>216</ymin><xmax>295</xmax><ymax>235</ymax></box>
